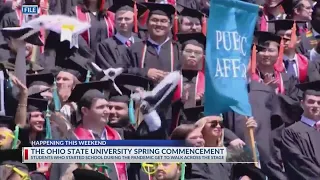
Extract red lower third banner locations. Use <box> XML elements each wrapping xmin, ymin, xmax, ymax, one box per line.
<box><xmin>24</xmin><ymin>148</ymin><xmax>29</xmax><ymax>160</ymax></box>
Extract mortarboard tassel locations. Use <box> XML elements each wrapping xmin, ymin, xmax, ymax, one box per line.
<box><xmin>274</xmin><ymin>38</ymin><xmax>285</xmax><ymax>72</ymax></box>
<box><xmin>201</xmin><ymin>16</ymin><xmax>207</xmax><ymax>36</ymax></box>
<box><xmin>134</xmin><ymin>1</ymin><xmax>138</xmax><ymax>33</ymax></box>
<box><xmin>45</xmin><ymin>105</ymin><xmax>52</xmax><ymax>139</ymax></box>
<box><xmin>250</xmin><ymin>44</ymin><xmax>259</xmax><ymax>81</ymax></box>
<box><xmin>129</xmin><ymin>98</ymin><xmax>136</xmax><ymax>125</ymax></box>
<box><xmin>11</xmin><ymin>126</ymin><xmax>19</xmax><ymax>149</ymax></box>
<box><xmin>173</xmin><ymin>11</ymin><xmax>179</xmax><ymax>41</ymax></box>
<box><xmin>180</xmin><ymin>163</ymin><xmax>186</xmax><ymax>180</ymax></box>
<box><xmin>289</xmin><ymin>21</ymin><xmax>297</xmax><ymax>48</ymax></box>
<box><xmin>52</xmin><ymin>80</ymin><xmax>61</xmax><ymax>112</ymax></box>
<box><xmin>85</xmin><ymin>70</ymin><xmax>91</xmax><ymax>83</ymax></box>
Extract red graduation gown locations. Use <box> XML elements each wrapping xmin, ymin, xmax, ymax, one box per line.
<box><xmin>73</xmin><ymin>125</ymin><xmax>128</xmax><ymax>180</ymax></box>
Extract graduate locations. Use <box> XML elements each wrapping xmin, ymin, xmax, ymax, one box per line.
<box><xmin>72</xmin><ymin>169</ymin><xmax>111</xmax><ymax>180</ymax></box>
<box><xmin>177</xmin><ymin>5</ymin><xmax>206</xmax><ymax>34</ymax></box>
<box><xmin>0</xmin><ymin>26</ymin><xmax>45</xmax><ymax>75</ymax></box>
<box><xmin>177</xmin><ymin>33</ymin><xmax>205</xmax><ymax>108</ymax></box>
<box><xmin>281</xmin><ymin>80</ymin><xmax>320</xmax><ymax>179</ymax></box>
<box><xmin>119</xmin><ymin>2</ymin><xmax>181</xmax><ymax>81</ymax></box>
<box><xmin>268</xmin><ymin>19</ymin><xmax>309</xmax><ymax>83</ymax></box>
<box><xmin>68</xmin><ymin>0</ymin><xmax>115</xmax><ymax>52</ymax></box>
<box><xmin>50</xmin><ymin>80</ymin><xmax>164</xmax><ymax>180</ymax></box>
<box><xmin>281</xmin><ymin>0</ymin><xmax>313</xmax><ymax>33</ymax></box>
<box><xmin>253</xmin><ymin>31</ymin><xmax>301</xmax><ymax>100</ymax></box>
<box><xmin>95</xmin><ymin>0</ymin><xmax>148</xmax><ymax>69</ymax></box>
<box><xmin>222</xmin><ymin>77</ymin><xmax>284</xmax><ymax>178</ymax></box>
<box><xmin>256</xmin><ymin>0</ymin><xmax>286</xmax><ymax>32</ymax></box>
<box><xmin>301</xmin><ymin>3</ymin><xmax>320</xmax><ymax>61</ymax></box>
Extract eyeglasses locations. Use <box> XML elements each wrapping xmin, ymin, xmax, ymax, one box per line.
<box><xmin>183</xmin><ymin>49</ymin><xmax>203</xmax><ymax>57</ymax></box>
<box><xmin>5</xmin><ymin>165</ymin><xmax>31</xmax><ymax>180</ymax></box>
<box><xmin>208</xmin><ymin>121</ymin><xmax>224</xmax><ymax>128</ymax></box>
<box><xmin>141</xmin><ymin>163</ymin><xmax>180</xmax><ymax>175</ymax></box>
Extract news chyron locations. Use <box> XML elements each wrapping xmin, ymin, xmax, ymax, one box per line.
<box><xmin>21</xmin><ymin>5</ymin><xmax>39</xmax><ymax>15</ymax></box>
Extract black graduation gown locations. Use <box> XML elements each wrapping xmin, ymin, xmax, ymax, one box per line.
<box><xmin>185</xmin><ymin>163</ymin><xmax>232</xmax><ymax>180</ymax></box>
<box><xmin>222</xmin><ymin>81</ymin><xmax>282</xmax><ymax>175</ymax></box>
<box><xmin>281</xmin><ymin>121</ymin><xmax>320</xmax><ymax>179</ymax></box>
<box><xmin>119</xmin><ymin>39</ymin><xmax>181</xmax><ymax>77</ymax></box>
<box><xmin>298</xmin><ymin>29</ymin><xmax>319</xmax><ymax>59</ymax></box>
<box><xmin>307</xmin><ymin>58</ymin><xmax>320</xmax><ymax>82</ymax></box>
<box><xmin>0</xmin><ymin>0</ymin><xmax>13</xmax><ymax>23</ymax></box>
<box><xmin>68</xmin><ymin>7</ymin><xmax>114</xmax><ymax>52</ymax></box>
<box><xmin>95</xmin><ymin>35</ymin><xmax>141</xmax><ymax>69</ymax></box>
<box><xmin>181</xmin><ymin>70</ymin><xmax>203</xmax><ymax>108</ymax></box>
<box><xmin>281</xmin><ymin>72</ymin><xmax>302</xmax><ymax>101</ymax></box>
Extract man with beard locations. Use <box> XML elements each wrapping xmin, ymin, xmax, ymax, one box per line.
<box><xmin>281</xmin><ymin>80</ymin><xmax>320</xmax><ymax>179</ymax></box>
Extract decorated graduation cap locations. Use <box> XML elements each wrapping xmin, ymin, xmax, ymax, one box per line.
<box><xmin>183</xmin><ymin>106</ymin><xmax>204</xmax><ymax>123</ymax></box>
<box><xmin>177</xmin><ymin>32</ymin><xmax>206</xmax><ymax>50</ymax></box>
<box><xmin>296</xmin><ymin>80</ymin><xmax>320</xmax><ymax>96</ymax></box>
<box><xmin>114</xmin><ymin>74</ymin><xmax>152</xmax><ymax>125</ymax></box>
<box><xmin>142</xmin><ymin>2</ymin><xmax>179</xmax><ymax>40</ymax></box>
<box><xmin>73</xmin><ymin>169</ymin><xmax>111</xmax><ymax>180</ymax></box>
<box><xmin>26</xmin><ymin>73</ymin><xmax>54</xmax><ymax>88</ymax></box>
<box><xmin>1</xmin><ymin>27</ymin><xmax>43</xmax><ymax>46</ymax></box>
<box><xmin>68</xmin><ymin>80</ymin><xmax>114</xmax><ymax>109</ymax></box>
<box><xmin>108</xmin><ymin>0</ymin><xmax>148</xmax><ymax>33</ymax></box>
<box><xmin>267</xmin><ymin>19</ymin><xmax>306</xmax><ymax>48</ymax></box>
<box><xmin>177</xmin><ymin>5</ymin><xmax>207</xmax><ymax>35</ymax></box>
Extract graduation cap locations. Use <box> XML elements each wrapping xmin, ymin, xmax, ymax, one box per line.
<box><xmin>267</xmin><ymin>0</ymin><xmax>284</xmax><ymax>8</ymax></box>
<box><xmin>183</xmin><ymin>106</ymin><xmax>204</xmax><ymax>122</ymax></box>
<box><xmin>142</xmin><ymin>2</ymin><xmax>179</xmax><ymax>40</ymax></box>
<box><xmin>0</xmin><ymin>116</ymin><xmax>15</xmax><ymax>130</ymax></box>
<box><xmin>114</xmin><ymin>74</ymin><xmax>152</xmax><ymax>125</ymax></box>
<box><xmin>24</xmin><ymin>0</ymin><xmax>40</xmax><ymax>5</ymax></box>
<box><xmin>0</xmin><ymin>150</ymin><xmax>23</xmax><ymax>163</ymax></box>
<box><xmin>177</xmin><ymin>32</ymin><xmax>206</xmax><ymax>49</ymax></box>
<box><xmin>231</xmin><ymin>163</ymin><xmax>266</xmax><ymax>180</ymax></box>
<box><xmin>280</xmin><ymin>0</ymin><xmax>304</xmax><ymax>16</ymax></box>
<box><xmin>55</xmin><ymin>58</ymin><xmax>89</xmax><ymax>82</ymax></box>
<box><xmin>1</xmin><ymin>27</ymin><xmax>43</xmax><ymax>46</ymax></box>
<box><xmin>26</xmin><ymin>73</ymin><xmax>54</xmax><ymax>88</ymax></box>
<box><xmin>268</xmin><ymin>19</ymin><xmax>306</xmax><ymax>48</ymax></box>
<box><xmin>108</xmin><ymin>0</ymin><xmax>148</xmax><ymax>33</ymax></box>
<box><xmin>115</xmin><ymin>73</ymin><xmax>152</xmax><ymax>92</ymax></box>
<box><xmin>68</xmin><ymin>80</ymin><xmax>114</xmax><ymax>108</ymax></box>
<box><xmin>296</xmin><ymin>80</ymin><xmax>320</xmax><ymax>96</ymax></box>
<box><xmin>177</xmin><ymin>5</ymin><xmax>207</xmax><ymax>35</ymax></box>
<box><xmin>254</xmin><ymin>31</ymin><xmax>282</xmax><ymax>45</ymax></box>
<box><xmin>27</xmin><ymin>98</ymin><xmax>48</xmax><ymax>112</ymax></box>
<box><xmin>73</xmin><ymin>169</ymin><xmax>111</xmax><ymax>180</ymax></box>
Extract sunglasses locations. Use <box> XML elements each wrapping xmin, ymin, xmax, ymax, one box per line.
<box><xmin>0</xmin><ymin>131</ymin><xmax>15</xmax><ymax>146</ymax></box>
<box><xmin>208</xmin><ymin>121</ymin><xmax>224</xmax><ymax>128</ymax></box>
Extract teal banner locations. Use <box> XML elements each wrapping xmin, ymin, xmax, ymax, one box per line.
<box><xmin>204</xmin><ymin>0</ymin><xmax>259</xmax><ymax>116</ymax></box>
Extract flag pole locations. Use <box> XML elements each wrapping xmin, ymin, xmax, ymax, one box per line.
<box><xmin>246</xmin><ymin>116</ymin><xmax>259</xmax><ymax>168</ymax></box>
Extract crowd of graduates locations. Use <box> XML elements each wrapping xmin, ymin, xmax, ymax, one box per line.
<box><xmin>0</xmin><ymin>0</ymin><xmax>320</xmax><ymax>179</ymax></box>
